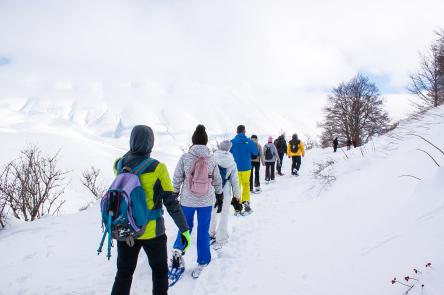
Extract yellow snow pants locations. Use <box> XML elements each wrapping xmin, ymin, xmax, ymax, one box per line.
<box><xmin>238</xmin><ymin>170</ymin><xmax>252</xmax><ymax>203</ymax></box>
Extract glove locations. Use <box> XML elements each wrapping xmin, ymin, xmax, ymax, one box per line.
<box><xmin>180</xmin><ymin>230</ymin><xmax>191</xmax><ymax>253</ymax></box>
<box><xmin>231</xmin><ymin>197</ymin><xmax>243</xmax><ymax>212</ymax></box>
<box><xmin>214</xmin><ymin>193</ymin><xmax>223</xmax><ymax>213</ymax></box>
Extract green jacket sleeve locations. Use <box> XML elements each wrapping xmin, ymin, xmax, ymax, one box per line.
<box><xmin>158</xmin><ymin>163</ymin><xmax>189</xmax><ymax>233</ymax></box>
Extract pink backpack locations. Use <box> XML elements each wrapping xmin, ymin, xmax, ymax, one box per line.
<box><xmin>189</xmin><ymin>156</ymin><xmax>211</xmax><ymax>196</ymax></box>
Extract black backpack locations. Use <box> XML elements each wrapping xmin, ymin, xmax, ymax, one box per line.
<box><xmin>264</xmin><ymin>146</ymin><xmax>273</xmax><ymax>160</ymax></box>
<box><xmin>290</xmin><ymin>140</ymin><xmax>300</xmax><ymax>153</ymax></box>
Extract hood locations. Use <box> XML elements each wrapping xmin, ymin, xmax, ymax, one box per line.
<box><xmin>189</xmin><ymin>145</ymin><xmax>211</xmax><ymax>157</ymax></box>
<box><xmin>130</xmin><ymin>125</ymin><xmax>154</xmax><ymax>156</ymax></box>
<box><xmin>232</xmin><ymin>133</ymin><xmax>249</xmax><ymax>143</ymax></box>
<box><xmin>214</xmin><ymin>150</ymin><xmax>236</xmax><ymax>169</ymax></box>
<box><xmin>292</xmin><ymin>134</ymin><xmax>298</xmax><ymax>141</ymax></box>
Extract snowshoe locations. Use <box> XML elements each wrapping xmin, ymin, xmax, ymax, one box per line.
<box><xmin>168</xmin><ymin>250</ymin><xmax>185</xmax><ymax>287</ymax></box>
<box><xmin>192</xmin><ymin>264</ymin><xmax>208</xmax><ymax>279</ymax></box>
<box><xmin>241</xmin><ymin>201</ymin><xmax>252</xmax><ymax>215</ymax></box>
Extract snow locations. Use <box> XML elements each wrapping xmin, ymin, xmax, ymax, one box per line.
<box><xmin>0</xmin><ymin>102</ymin><xmax>443</xmax><ymax>294</ymax></box>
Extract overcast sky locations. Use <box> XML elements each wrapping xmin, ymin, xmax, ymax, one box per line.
<box><xmin>0</xmin><ymin>0</ymin><xmax>443</xmax><ymax>123</ymax></box>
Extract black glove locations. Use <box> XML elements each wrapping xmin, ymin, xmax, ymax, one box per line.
<box><xmin>231</xmin><ymin>197</ymin><xmax>243</xmax><ymax>212</ymax></box>
<box><xmin>214</xmin><ymin>193</ymin><xmax>223</xmax><ymax>213</ymax></box>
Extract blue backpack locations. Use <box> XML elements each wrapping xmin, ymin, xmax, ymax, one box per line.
<box><xmin>97</xmin><ymin>158</ymin><xmax>162</xmax><ymax>260</ymax></box>
<box><xmin>218</xmin><ymin>165</ymin><xmax>231</xmax><ymax>188</ymax></box>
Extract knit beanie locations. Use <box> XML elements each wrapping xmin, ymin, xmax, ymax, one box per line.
<box><xmin>218</xmin><ymin>140</ymin><xmax>232</xmax><ymax>152</ymax></box>
<box><xmin>192</xmin><ymin>124</ymin><xmax>208</xmax><ymax>145</ymax></box>
<box><xmin>237</xmin><ymin>125</ymin><xmax>246</xmax><ymax>134</ymax></box>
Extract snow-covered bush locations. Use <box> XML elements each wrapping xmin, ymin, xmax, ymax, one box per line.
<box><xmin>312</xmin><ymin>159</ymin><xmax>336</xmax><ymax>193</ymax></box>
<box><xmin>81</xmin><ymin>166</ymin><xmax>106</xmax><ymax>200</ymax></box>
<box><xmin>0</xmin><ymin>145</ymin><xmax>69</xmax><ymax>221</ymax></box>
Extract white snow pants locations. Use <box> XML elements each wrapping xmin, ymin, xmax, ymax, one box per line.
<box><xmin>209</xmin><ymin>185</ymin><xmax>232</xmax><ymax>244</ymax></box>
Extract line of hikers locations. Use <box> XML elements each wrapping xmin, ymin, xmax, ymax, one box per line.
<box><xmin>333</xmin><ymin>137</ymin><xmax>358</xmax><ymax>152</ymax></box>
<box><xmin>108</xmin><ymin>124</ymin><xmax>305</xmax><ymax>295</ymax></box>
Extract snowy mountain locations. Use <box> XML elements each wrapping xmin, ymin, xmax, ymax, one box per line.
<box><xmin>0</xmin><ymin>103</ymin><xmax>442</xmax><ymax>294</ymax></box>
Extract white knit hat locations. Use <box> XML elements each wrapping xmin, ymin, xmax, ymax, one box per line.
<box><xmin>218</xmin><ymin>140</ymin><xmax>232</xmax><ymax>152</ymax></box>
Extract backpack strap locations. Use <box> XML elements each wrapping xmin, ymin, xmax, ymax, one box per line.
<box><xmin>117</xmin><ymin>158</ymin><xmax>124</xmax><ymax>174</ymax></box>
<box><xmin>133</xmin><ymin>158</ymin><xmax>156</xmax><ymax>176</ymax></box>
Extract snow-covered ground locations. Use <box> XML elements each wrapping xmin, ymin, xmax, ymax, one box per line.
<box><xmin>0</xmin><ymin>103</ymin><xmax>443</xmax><ymax>294</ymax></box>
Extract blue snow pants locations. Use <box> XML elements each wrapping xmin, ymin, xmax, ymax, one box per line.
<box><xmin>173</xmin><ymin>205</ymin><xmax>212</xmax><ymax>265</ymax></box>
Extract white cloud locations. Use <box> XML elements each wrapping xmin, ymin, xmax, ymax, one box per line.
<box><xmin>0</xmin><ymin>0</ymin><xmax>442</xmax><ymax>133</ymax></box>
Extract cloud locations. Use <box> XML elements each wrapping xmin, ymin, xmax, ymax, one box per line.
<box><xmin>0</xmin><ymin>0</ymin><xmax>443</xmax><ymax>132</ymax></box>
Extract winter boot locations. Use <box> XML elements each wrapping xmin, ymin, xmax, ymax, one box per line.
<box><xmin>243</xmin><ymin>201</ymin><xmax>252</xmax><ymax>213</ymax></box>
<box><xmin>192</xmin><ymin>263</ymin><xmax>208</xmax><ymax>279</ymax></box>
<box><xmin>171</xmin><ymin>249</ymin><xmax>185</xmax><ymax>269</ymax></box>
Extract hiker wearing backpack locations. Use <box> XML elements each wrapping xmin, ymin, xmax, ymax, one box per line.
<box><xmin>274</xmin><ymin>134</ymin><xmax>287</xmax><ymax>176</ymax></box>
<box><xmin>107</xmin><ymin>125</ymin><xmax>190</xmax><ymax>295</ymax></box>
<box><xmin>209</xmin><ymin>140</ymin><xmax>241</xmax><ymax>248</ymax></box>
<box><xmin>287</xmin><ymin>133</ymin><xmax>305</xmax><ymax>176</ymax></box>
<box><xmin>250</xmin><ymin>135</ymin><xmax>265</xmax><ymax>193</ymax></box>
<box><xmin>171</xmin><ymin>125</ymin><xmax>224</xmax><ymax>278</ymax></box>
<box><xmin>263</xmin><ymin>136</ymin><xmax>280</xmax><ymax>183</ymax></box>
<box><xmin>230</xmin><ymin>125</ymin><xmax>259</xmax><ymax>214</ymax></box>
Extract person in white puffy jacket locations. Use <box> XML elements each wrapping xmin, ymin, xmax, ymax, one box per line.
<box><xmin>209</xmin><ymin>140</ymin><xmax>240</xmax><ymax>248</ymax></box>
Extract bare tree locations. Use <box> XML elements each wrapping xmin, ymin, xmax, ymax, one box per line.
<box><xmin>0</xmin><ymin>146</ymin><xmax>69</xmax><ymax>222</ymax></box>
<box><xmin>408</xmin><ymin>29</ymin><xmax>444</xmax><ymax>110</ymax></box>
<box><xmin>0</xmin><ymin>193</ymin><xmax>7</xmax><ymax>229</ymax></box>
<box><xmin>319</xmin><ymin>74</ymin><xmax>390</xmax><ymax>147</ymax></box>
<box><xmin>81</xmin><ymin>166</ymin><xmax>106</xmax><ymax>200</ymax></box>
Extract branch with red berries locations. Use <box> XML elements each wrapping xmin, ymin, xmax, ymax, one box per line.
<box><xmin>390</xmin><ymin>262</ymin><xmax>432</xmax><ymax>294</ymax></box>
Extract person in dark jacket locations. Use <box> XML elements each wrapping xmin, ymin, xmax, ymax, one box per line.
<box><xmin>333</xmin><ymin>138</ymin><xmax>339</xmax><ymax>153</ymax></box>
<box><xmin>230</xmin><ymin>125</ymin><xmax>258</xmax><ymax>214</ymax></box>
<box><xmin>346</xmin><ymin>138</ymin><xmax>352</xmax><ymax>150</ymax></box>
<box><xmin>111</xmin><ymin>125</ymin><xmax>190</xmax><ymax>295</ymax></box>
<box><xmin>274</xmin><ymin>134</ymin><xmax>287</xmax><ymax>176</ymax></box>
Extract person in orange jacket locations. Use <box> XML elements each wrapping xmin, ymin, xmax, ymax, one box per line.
<box><xmin>287</xmin><ymin>134</ymin><xmax>305</xmax><ymax>176</ymax></box>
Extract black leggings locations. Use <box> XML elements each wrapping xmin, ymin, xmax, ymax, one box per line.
<box><xmin>291</xmin><ymin>156</ymin><xmax>302</xmax><ymax>173</ymax></box>
<box><xmin>250</xmin><ymin>161</ymin><xmax>261</xmax><ymax>191</ymax></box>
<box><xmin>111</xmin><ymin>234</ymin><xmax>168</xmax><ymax>295</ymax></box>
<box><xmin>276</xmin><ymin>152</ymin><xmax>284</xmax><ymax>174</ymax></box>
<box><xmin>265</xmin><ymin>162</ymin><xmax>276</xmax><ymax>181</ymax></box>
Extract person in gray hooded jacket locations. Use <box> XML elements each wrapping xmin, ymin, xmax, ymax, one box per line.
<box><xmin>171</xmin><ymin>125</ymin><xmax>223</xmax><ymax>274</ymax></box>
<box><xmin>250</xmin><ymin>134</ymin><xmax>265</xmax><ymax>193</ymax></box>
<box><xmin>263</xmin><ymin>136</ymin><xmax>281</xmax><ymax>183</ymax></box>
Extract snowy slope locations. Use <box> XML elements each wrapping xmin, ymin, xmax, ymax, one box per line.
<box><xmin>0</xmin><ymin>106</ymin><xmax>443</xmax><ymax>295</ymax></box>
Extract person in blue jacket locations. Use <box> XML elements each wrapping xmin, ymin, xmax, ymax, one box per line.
<box><xmin>230</xmin><ymin>125</ymin><xmax>258</xmax><ymax>214</ymax></box>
